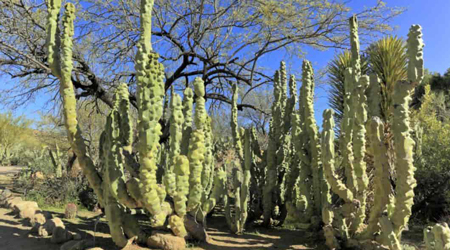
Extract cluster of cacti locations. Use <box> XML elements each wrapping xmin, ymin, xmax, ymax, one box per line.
<box><xmin>320</xmin><ymin>16</ymin><xmax>423</xmax><ymax>249</ymax></box>
<box><xmin>45</xmin><ymin>0</ymin><xmax>226</xmax><ymax>247</ymax></box>
<box><xmin>45</xmin><ymin>0</ymin><xmax>426</xmax><ymax>247</ymax></box>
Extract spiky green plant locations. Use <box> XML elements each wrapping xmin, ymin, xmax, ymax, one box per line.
<box><xmin>328</xmin><ymin>51</ymin><xmax>369</xmax><ymax>126</ymax></box>
<box><xmin>368</xmin><ymin>36</ymin><xmax>407</xmax><ymax>121</ymax></box>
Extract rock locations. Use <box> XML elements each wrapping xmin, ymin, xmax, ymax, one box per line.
<box><xmin>39</xmin><ymin>218</ymin><xmax>65</xmax><ymax>236</ymax></box>
<box><xmin>31</xmin><ymin>213</ymin><xmax>46</xmax><ymax>226</ymax></box>
<box><xmin>85</xmin><ymin>248</ymin><xmax>104</xmax><ymax>250</ymax></box>
<box><xmin>13</xmin><ymin>201</ymin><xmax>38</xmax><ymax>215</ymax></box>
<box><xmin>51</xmin><ymin>227</ymin><xmax>74</xmax><ymax>244</ymax></box>
<box><xmin>184</xmin><ymin>214</ymin><xmax>209</xmax><ymax>242</ymax></box>
<box><xmin>5</xmin><ymin>197</ymin><xmax>22</xmax><ymax>209</ymax></box>
<box><xmin>19</xmin><ymin>206</ymin><xmax>39</xmax><ymax>219</ymax></box>
<box><xmin>60</xmin><ymin>239</ymin><xmax>94</xmax><ymax>250</ymax></box>
<box><xmin>146</xmin><ymin>231</ymin><xmax>186</xmax><ymax>250</ymax></box>
<box><xmin>0</xmin><ymin>189</ymin><xmax>12</xmax><ymax>201</ymax></box>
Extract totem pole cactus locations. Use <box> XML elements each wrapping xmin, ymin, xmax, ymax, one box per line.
<box><xmin>320</xmin><ymin>16</ymin><xmax>423</xmax><ymax>250</ymax></box>
<box><xmin>284</xmin><ymin>60</ymin><xmax>329</xmax><ymax>230</ymax></box>
<box><xmin>46</xmin><ymin>0</ymin><xmax>224</xmax><ymax>247</ymax></box>
<box><xmin>224</xmin><ymin>84</ymin><xmax>252</xmax><ymax>234</ymax></box>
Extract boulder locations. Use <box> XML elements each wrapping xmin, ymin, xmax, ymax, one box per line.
<box><xmin>184</xmin><ymin>214</ymin><xmax>209</xmax><ymax>242</ymax></box>
<box><xmin>146</xmin><ymin>230</ymin><xmax>186</xmax><ymax>250</ymax></box>
<box><xmin>51</xmin><ymin>226</ymin><xmax>75</xmax><ymax>244</ymax></box>
<box><xmin>5</xmin><ymin>197</ymin><xmax>22</xmax><ymax>209</ymax></box>
<box><xmin>39</xmin><ymin>218</ymin><xmax>65</xmax><ymax>236</ymax></box>
<box><xmin>13</xmin><ymin>201</ymin><xmax>38</xmax><ymax>215</ymax></box>
<box><xmin>19</xmin><ymin>206</ymin><xmax>39</xmax><ymax>219</ymax></box>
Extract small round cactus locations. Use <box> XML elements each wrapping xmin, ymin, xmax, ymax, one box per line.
<box><xmin>64</xmin><ymin>203</ymin><xmax>77</xmax><ymax>219</ymax></box>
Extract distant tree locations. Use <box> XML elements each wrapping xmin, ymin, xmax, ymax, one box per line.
<box><xmin>0</xmin><ymin>112</ymin><xmax>34</xmax><ymax>164</ymax></box>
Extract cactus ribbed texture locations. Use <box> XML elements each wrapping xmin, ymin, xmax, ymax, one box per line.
<box><xmin>321</xmin><ymin>17</ymin><xmax>423</xmax><ymax>250</ymax></box>
<box><xmin>181</xmin><ymin>87</ymin><xmax>194</xmax><ymax>155</ymax></box>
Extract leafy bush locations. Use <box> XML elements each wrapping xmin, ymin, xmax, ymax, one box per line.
<box><xmin>412</xmin><ymin>85</ymin><xmax>450</xmax><ymax>222</ymax></box>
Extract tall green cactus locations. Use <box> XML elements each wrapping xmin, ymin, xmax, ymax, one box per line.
<box><xmin>320</xmin><ymin>18</ymin><xmax>423</xmax><ymax>250</ymax></box>
<box><xmin>46</xmin><ymin>0</ymin><xmax>223</xmax><ymax>247</ymax></box>
<box><xmin>224</xmin><ymin>84</ymin><xmax>252</xmax><ymax>234</ymax></box>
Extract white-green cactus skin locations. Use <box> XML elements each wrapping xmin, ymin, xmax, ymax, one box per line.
<box><xmin>320</xmin><ymin>17</ymin><xmax>423</xmax><ymax>250</ymax></box>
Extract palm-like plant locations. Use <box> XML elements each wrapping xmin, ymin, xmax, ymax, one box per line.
<box><xmin>368</xmin><ymin>36</ymin><xmax>407</xmax><ymax>121</ymax></box>
<box><xmin>328</xmin><ymin>50</ymin><xmax>369</xmax><ymax>126</ymax></box>
<box><xmin>328</xmin><ymin>36</ymin><xmax>407</xmax><ymax>127</ymax></box>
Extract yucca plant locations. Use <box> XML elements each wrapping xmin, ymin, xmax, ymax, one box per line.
<box><xmin>368</xmin><ymin>36</ymin><xmax>407</xmax><ymax>121</ymax></box>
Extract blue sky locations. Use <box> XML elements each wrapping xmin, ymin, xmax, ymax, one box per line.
<box><xmin>2</xmin><ymin>0</ymin><xmax>450</xmax><ymax>126</ymax></box>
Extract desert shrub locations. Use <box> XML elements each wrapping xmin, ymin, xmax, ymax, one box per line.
<box><xmin>16</xmin><ymin>174</ymin><xmax>96</xmax><ymax>209</ymax></box>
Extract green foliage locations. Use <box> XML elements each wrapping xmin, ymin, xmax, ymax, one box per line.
<box><xmin>412</xmin><ymin>86</ymin><xmax>450</xmax><ymax>222</ymax></box>
<box><xmin>367</xmin><ymin>36</ymin><xmax>407</xmax><ymax>121</ymax></box>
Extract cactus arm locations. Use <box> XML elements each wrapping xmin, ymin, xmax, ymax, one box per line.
<box><xmin>238</xmin><ymin>128</ymin><xmax>252</xmax><ymax>232</ymax></box>
<box><xmin>407</xmin><ymin>25</ymin><xmax>424</xmax><ymax>84</ymax></box>
<box><xmin>231</xmin><ymin>84</ymin><xmax>243</xmax><ymax>156</ymax></box>
<box><xmin>302</xmin><ymin>60</ymin><xmax>322</xmax><ymax>214</ymax></box>
<box><xmin>47</xmin><ymin>2</ymin><xmax>104</xmax><ymax>206</ymax></box>
<box><xmin>169</xmin><ymin>214</ymin><xmax>188</xmax><ymax>238</ymax></box>
<box><xmin>351</xmin><ymin>75</ymin><xmax>369</xmax><ymax>232</ymax></box>
<box><xmin>134</xmin><ymin>0</ymin><xmax>167</xmax><ymax>226</ymax></box>
<box><xmin>202</xmin><ymin>167</ymin><xmax>226</xmax><ymax>214</ymax></box>
<box><xmin>390</xmin><ymin>79</ymin><xmax>417</xmax><ymax>236</ymax></box>
<box><xmin>202</xmin><ymin>116</ymin><xmax>214</xmax><ymax>195</ymax></box>
<box><xmin>363</xmin><ymin>117</ymin><xmax>391</xmax><ymax>238</ymax></box>
<box><xmin>187</xmin><ymin>130</ymin><xmax>205</xmax><ymax>212</ymax></box>
<box><xmin>45</xmin><ymin>0</ymin><xmax>62</xmax><ymax>78</ymax></box>
<box><xmin>432</xmin><ymin>223</ymin><xmax>450</xmax><ymax>250</ymax></box>
<box><xmin>340</xmin><ymin>68</ymin><xmax>357</xmax><ymax>195</ymax></box>
<box><xmin>367</xmin><ymin>74</ymin><xmax>382</xmax><ymax>118</ymax></box>
<box><xmin>349</xmin><ymin>15</ymin><xmax>361</xmax><ymax>78</ymax></box>
<box><xmin>390</xmin><ymin>26</ymin><xmax>422</xmax><ymax>236</ymax></box>
<box><xmin>378</xmin><ymin>216</ymin><xmax>402</xmax><ymax>250</ymax></box>
<box><xmin>173</xmin><ymin>155</ymin><xmax>190</xmax><ymax>217</ymax></box>
<box><xmin>181</xmin><ymin>87</ymin><xmax>194</xmax><ymax>155</ymax></box>
<box><xmin>321</xmin><ymin>109</ymin><xmax>354</xmax><ymax>204</ymax></box>
<box><xmin>423</xmin><ymin>226</ymin><xmax>435</xmax><ymax>250</ymax></box>
<box><xmin>165</xmin><ymin>93</ymin><xmax>184</xmax><ymax>197</ymax></box>
<box><xmin>194</xmin><ymin>77</ymin><xmax>207</xmax><ymax>131</ymax></box>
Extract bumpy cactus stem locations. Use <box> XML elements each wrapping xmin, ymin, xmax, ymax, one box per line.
<box><xmin>46</xmin><ymin>1</ymin><xmax>104</xmax><ymax>206</ymax></box>
<box><xmin>363</xmin><ymin>117</ymin><xmax>391</xmax><ymax>238</ymax></box>
<box><xmin>424</xmin><ymin>223</ymin><xmax>450</xmax><ymax>250</ymax></box>
<box><xmin>351</xmin><ymin>75</ymin><xmax>369</xmax><ymax>232</ymax></box>
<box><xmin>301</xmin><ymin>60</ymin><xmax>322</xmax><ymax>216</ymax></box>
<box><xmin>181</xmin><ymin>87</ymin><xmax>194</xmax><ymax>155</ymax></box>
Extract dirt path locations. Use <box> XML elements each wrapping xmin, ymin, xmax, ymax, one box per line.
<box><xmin>0</xmin><ymin>165</ymin><xmax>325</xmax><ymax>250</ymax></box>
